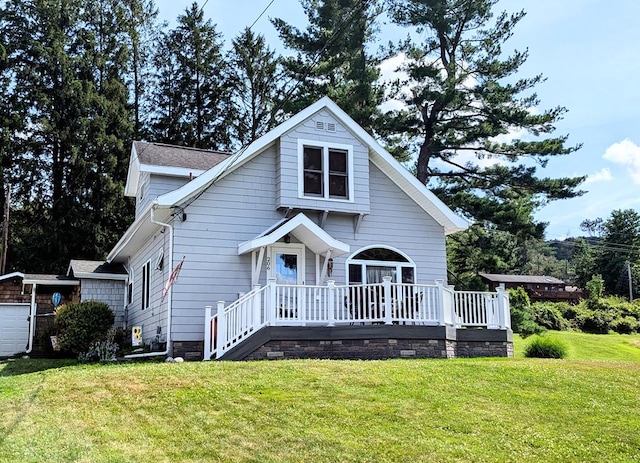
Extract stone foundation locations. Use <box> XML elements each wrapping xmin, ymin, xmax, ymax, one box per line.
<box><xmin>171</xmin><ymin>341</ymin><xmax>204</xmax><ymax>361</ymax></box>
<box><xmin>174</xmin><ymin>326</ymin><xmax>513</xmax><ymax>361</ymax></box>
<box><xmin>243</xmin><ymin>338</ymin><xmax>458</xmax><ymax>360</ymax></box>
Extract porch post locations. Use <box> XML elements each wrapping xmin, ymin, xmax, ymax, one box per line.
<box><xmin>496</xmin><ymin>284</ymin><xmax>506</xmax><ymax>329</ymax></box>
<box><xmin>447</xmin><ymin>284</ymin><xmax>456</xmax><ymax>327</ymax></box>
<box><xmin>216</xmin><ymin>301</ymin><xmax>226</xmax><ymax>359</ymax></box>
<box><xmin>383</xmin><ymin>276</ymin><xmax>393</xmax><ymax>325</ymax></box>
<box><xmin>253</xmin><ymin>284</ymin><xmax>262</xmax><ymax>326</ymax></box>
<box><xmin>268</xmin><ymin>278</ymin><xmax>277</xmax><ymax>326</ymax></box>
<box><xmin>435</xmin><ymin>279</ymin><xmax>445</xmax><ymax>326</ymax></box>
<box><xmin>204</xmin><ymin>305</ymin><xmax>213</xmax><ymax>361</ymax></box>
<box><xmin>327</xmin><ymin>279</ymin><xmax>336</xmax><ymax>327</ymax></box>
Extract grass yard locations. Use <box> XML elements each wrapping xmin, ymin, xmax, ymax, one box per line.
<box><xmin>1</xmin><ymin>332</ymin><xmax>639</xmax><ymax>463</ymax></box>
<box><xmin>513</xmin><ymin>330</ymin><xmax>640</xmax><ymax>361</ymax></box>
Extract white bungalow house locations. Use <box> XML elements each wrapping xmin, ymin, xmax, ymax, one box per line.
<box><xmin>106</xmin><ymin>97</ymin><xmax>512</xmax><ymax>361</ymax></box>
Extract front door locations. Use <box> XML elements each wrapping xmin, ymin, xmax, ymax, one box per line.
<box><xmin>268</xmin><ymin>244</ymin><xmax>305</xmax><ymax>285</ymax></box>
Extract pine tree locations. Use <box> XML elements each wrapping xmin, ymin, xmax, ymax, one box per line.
<box><xmin>0</xmin><ymin>0</ymin><xmax>135</xmax><ymax>272</ymax></box>
<box><xmin>149</xmin><ymin>2</ymin><xmax>232</xmax><ymax>150</ymax></box>
<box><xmin>387</xmin><ymin>0</ymin><xmax>584</xmax><ymax>239</ymax></box>
<box><xmin>272</xmin><ymin>0</ymin><xmax>385</xmax><ymax>133</ymax></box>
<box><xmin>227</xmin><ymin>28</ymin><xmax>283</xmax><ymax>148</ymax></box>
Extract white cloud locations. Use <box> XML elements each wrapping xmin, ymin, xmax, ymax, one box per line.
<box><xmin>584</xmin><ymin>167</ymin><xmax>613</xmax><ymax>184</ymax></box>
<box><xmin>603</xmin><ymin>138</ymin><xmax>640</xmax><ymax>184</ymax></box>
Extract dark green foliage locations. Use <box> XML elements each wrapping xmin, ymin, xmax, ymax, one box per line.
<box><xmin>227</xmin><ymin>28</ymin><xmax>283</xmax><ymax>148</ymax></box>
<box><xmin>524</xmin><ymin>336</ymin><xmax>567</xmax><ymax>359</ymax></box>
<box><xmin>273</xmin><ymin>0</ymin><xmax>385</xmax><ymax>134</ymax></box>
<box><xmin>508</xmin><ymin>287</ymin><xmax>545</xmax><ymax>337</ymax></box>
<box><xmin>54</xmin><ymin>301</ymin><xmax>115</xmax><ymax>355</ymax></box>
<box><xmin>386</xmin><ymin>0</ymin><xmax>583</xmax><ymax>240</ymax></box>
<box><xmin>586</xmin><ymin>209</ymin><xmax>640</xmax><ymax>297</ymax></box>
<box><xmin>576</xmin><ymin>309</ymin><xmax>613</xmax><ymax>334</ymax></box>
<box><xmin>610</xmin><ymin>316</ymin><xmax>639</xmax><ymax>335</ymax></box>
<box><xmin>0</xmin><ymin>0</ymin><xmax>140</xmax><ymax>272</ymax></box>
<box><xmin>531</xmin><ymin>302</ymin><xmax>570</xmax><ymax>331</ymax></box>
<box><xmin>150</xmin><ymin>3</ymin><xmax>233</xmax><ymax>151</ymax></box>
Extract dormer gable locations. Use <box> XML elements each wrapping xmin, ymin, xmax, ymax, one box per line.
<box><xmin>125</xmin><ymin>141</ymin><xmax>231</xmax><ymax>198</ymax></box>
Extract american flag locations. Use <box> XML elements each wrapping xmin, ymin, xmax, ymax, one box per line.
<box><xmin>162</xmin><ymin>256</ymin><xmax>185</xmax><ymax>301</ymax></box>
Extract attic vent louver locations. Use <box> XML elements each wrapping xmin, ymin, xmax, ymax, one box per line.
<box><xmin>315</xmin><ymin>121</ymin><xmax>325</xmax><ymax>131</ymax></box>
<box><xmin>326</xmin><ymin>122</ymin><xmax>336</xmax><ymax>132</ymax></box>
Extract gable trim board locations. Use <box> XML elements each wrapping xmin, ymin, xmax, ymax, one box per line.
<box><xmin>153</xmin><ymin>97</ymin><xmax>468</xmax><ymax>235</ymax></box>
<box><xmin>238</xmin><ymin>213</ymin><xmax>350</xmax><ymax>257</ymax></box>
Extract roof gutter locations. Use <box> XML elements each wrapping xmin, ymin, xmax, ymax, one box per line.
<box><xmin>125</xmin><ymin>204</ymin><xmax>174</xmax><ymax>359</ymax></box>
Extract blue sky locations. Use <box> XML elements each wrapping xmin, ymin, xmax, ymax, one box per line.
<box><xmin>157</xmin><ymin>0</ymin><xmax>640</xmax><ymax>239</ymax></box>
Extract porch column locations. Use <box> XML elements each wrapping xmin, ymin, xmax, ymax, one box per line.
<box><xmin>496</xmin><ymin>284</ymin><xmax>507</xmax><ymax>329</ymax></box>
<box><xmin>204</xmin><ymin>305</ymin><xmax>213</xmax><ymax>361</ymax></box>
<box><xmin>216</xmin><ymin>301</ymin><xmax>226</xmax><ymax>359</ymax></box>
<box><xmin>383</xmin><ymin>276</ymin><xmax>393</xmax><ymax>325</ymax></box>
<box><xmin>253</xmin><ymin>284</ymin><xmax>262</xmax><ymax>327</ymax></box>
<box><xmin>267</xmin><ymin>278</ymin><xmax>277</xmax><ymax>326</ymax></box>
<box><xmin>435</xmin><ymin>279</ymin><xmax>445</xmax><ymax>326</ymax></box>
<box><xmin>327</xmin><ymin>280</ymin><xmax>336</xmax><ymax>327</ymax></box>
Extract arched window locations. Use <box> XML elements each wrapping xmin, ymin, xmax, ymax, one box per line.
<box><xmin>346</xmin><ymin>246</ymin><xmax>416</xmax><ymax>285</ymax></box>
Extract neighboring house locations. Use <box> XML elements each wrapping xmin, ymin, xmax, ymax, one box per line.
<box><xmin>0</xmin><ymin>272</ymin><xmax>78</xmax><ymax>357</ymax></box>
<box><xmin>105</xmin><ymin>97</ymin><xmax>513</xmax><ymax>360</ymax></box>
<box><xmin>478</xmin><ymin>273</ymin><xmax>586</xmax><ymax>304</ymax></box>
<box><xmin>0</xmin><ymin>261</ymin><xmax>127</xmax><ymax>358</ymax></box>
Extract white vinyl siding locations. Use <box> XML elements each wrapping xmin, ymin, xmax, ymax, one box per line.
<box><xmin>278</xmin><ymin>110</ymin><xmax>370</xmax><ymax>214</ymax></box>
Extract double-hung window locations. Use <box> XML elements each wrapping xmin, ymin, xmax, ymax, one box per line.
<box><xmin>299</xmin><ymin>140</ymin><xmax>353</xmax><ymax>201</ymax></box>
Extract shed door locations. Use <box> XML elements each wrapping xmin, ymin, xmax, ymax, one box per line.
<box><xmin>0</xmin><ymin>303</ymin><xmax>30</xmax><ymax>357</ymax></box>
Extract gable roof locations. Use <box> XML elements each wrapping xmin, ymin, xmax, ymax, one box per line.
<box><xmin>238</xmin><ymin>213</ymin><xmax>350</xmax><ymax>257</ymax></box>
<box><xmin>478</xmin><ymin>273</ymin><xmax>565</xmax><ymax>285</ymax></box>
<box><xmin>125</xmin><ymin>142</ymin><xmax>231</xmax><ymax>197</ymax></box>
<box><xmin>153</xmin><ymin>97</ymin><xmax>468</xmax><ymax>235</ymax></box>
<box><xmin>67</xmin><ymin>259</ymin><xmax>128</xmax><ymax>280</ymax></box>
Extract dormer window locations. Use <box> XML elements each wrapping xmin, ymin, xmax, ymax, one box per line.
<box><xmin>298</xmin><ymin>139</ymin><xmax>353</xmax><ymax>201</ymax></box>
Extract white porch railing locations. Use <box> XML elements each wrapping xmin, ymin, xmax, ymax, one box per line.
<box><xmin>204</xmin><ymin>277</ymin><xmax>511</xmax><ymax>360</ymax></box>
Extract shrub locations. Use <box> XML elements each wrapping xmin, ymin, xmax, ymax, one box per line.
<box><xmin>54</xmin><ymin>301</ymin><xmax>115</xmax><ymax>355</ymax></box>
<box><xmin>524</xmin><ymin>336</ymin><xmax>568</xmax><ymax>359</ymax></box>
<box><xmin>509</xmin><ymin>287</ymin><xmax>545</xmax><ymax>337</ymax></box>
<box><xmin>610</xmin><ymin>316</ymin><xmax>639</xmax><ymax>334</ymax></box>
<box><xmin>532</xmin><ymin>302</ymin><xmax>571</xmax><ymax>331</ymax></box>
<box><xmin>576</xmin><ymin>309</ymin><xmax>613</xmax><ymax>334</ymax></box>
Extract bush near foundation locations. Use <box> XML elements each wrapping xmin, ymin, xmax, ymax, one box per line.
<box><xmin>54</xmin><ymin>301</ymin><xmax>115</xmax><ymax>356</ymax></box>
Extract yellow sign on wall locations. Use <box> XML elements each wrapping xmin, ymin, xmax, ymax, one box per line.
<box><xmin>131</xmin><ymin>326</ymin><xmax>142</xmax><ymax>346</ymax></box>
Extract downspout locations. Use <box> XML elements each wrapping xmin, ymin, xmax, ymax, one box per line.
<box><xmin>25</xmin><ymin>283</ymin><xmax>37</xmax><ymax>354</ymax></box>
<box><xmin>125</xmin><ymin>204</ymin><xmax>173</xmax><ymax>359</ymax></box>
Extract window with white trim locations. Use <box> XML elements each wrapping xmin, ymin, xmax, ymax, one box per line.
<box><xmin>299</xmin><ymin>140</ymin><xmax>353</xmax><ymax>201</ymax></box>
<box><xmin>141</xmin><ymin>261</ymin><xmax>151</xmax><ymax>310</ymax></box>
<box><xmin>346</xmin><ymin>246</ymin><xmax>415</xmax><ymax>284</ymax></box>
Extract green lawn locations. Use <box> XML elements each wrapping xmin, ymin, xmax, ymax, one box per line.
<box><xmin>1</xmin><ymin>332</ymin><xmax>639</xmax><ymax>463</ymax></box>
<box><xmin>513</xmin><ymin>330</ymin><xmax>640</xmax><ymax>361</ymax></box>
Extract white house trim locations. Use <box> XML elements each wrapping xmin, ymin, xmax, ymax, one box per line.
<box><xmin>238</xmin><ymin>213</ymin><xmax>350</xmax><ymax>258</ymax></box>
<box><xmin>296</xmin><ymin>138</ymin><xmax>355</xmax><ymax>203</ymax></box>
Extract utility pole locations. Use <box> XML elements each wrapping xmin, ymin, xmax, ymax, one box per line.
<box><xmin>627</xmin><ymin>261</ymin><xmax>634</xmax><ymax>302</ymax></box>
<box><xmin>1</xmin><ymin>186</ymin><xmax>9</xmax><ymax>275</ymax></box>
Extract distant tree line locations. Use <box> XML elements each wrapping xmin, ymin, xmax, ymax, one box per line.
<box><xmin>0</xmin><ymin>0</ymin><xmax>584</xmax><ymax>273</ymax></box>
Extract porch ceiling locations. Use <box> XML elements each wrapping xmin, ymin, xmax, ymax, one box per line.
<box><xmin>238</xmin><ymin>213</ymin><xmax>350</xmax><ymax>257</ymax></box>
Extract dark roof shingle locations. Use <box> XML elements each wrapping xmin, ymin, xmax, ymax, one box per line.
<box><xmin>134</xmin><ymin>141</ymin><xmax>231</xmax><ymax>171</ymax></box>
